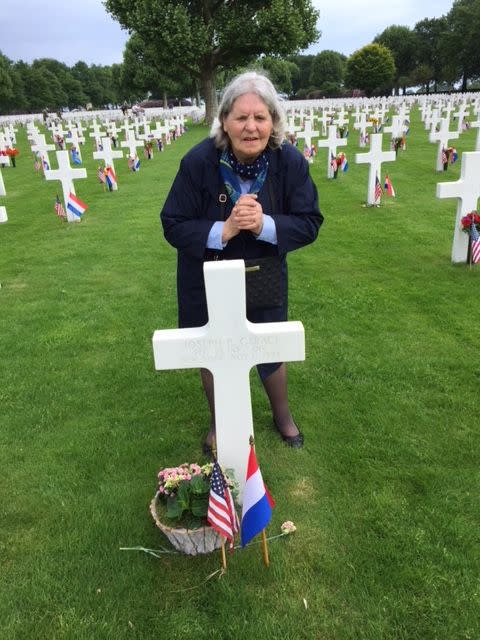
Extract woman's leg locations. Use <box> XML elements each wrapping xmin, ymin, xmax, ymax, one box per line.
<box><xmin>200</xmin><ymin>368</ymin><xmax>216</xmax><ymax>445</ymax></box>
<box><xmin>261</xmin><ymin>363</ymin><xmax>300</xmax><ymax>438</ymax></box>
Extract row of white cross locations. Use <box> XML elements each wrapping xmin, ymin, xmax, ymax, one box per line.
<box><xmin>2</xmin><ymin>115</ymin><xmax>480</xmax><ymax>264</ymax></box>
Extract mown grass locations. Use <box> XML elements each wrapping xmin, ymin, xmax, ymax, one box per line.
<box><xmin>0</xmin><ymin>109</ymin><xmax>479</xmax><ymax>640</ymax></box>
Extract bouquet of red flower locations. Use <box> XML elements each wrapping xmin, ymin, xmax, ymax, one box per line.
<box><xmin>460</xmin><ymin>211</ymin><xmax>480</xmax><ymax>233</ymax></box>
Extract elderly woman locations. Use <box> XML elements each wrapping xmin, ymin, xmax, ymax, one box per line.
<box><xmin>161</xmin><ymin>71</ymin><xmax>323</xmax><ymax>454</ymax></box>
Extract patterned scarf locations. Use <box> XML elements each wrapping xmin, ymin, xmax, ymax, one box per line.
<box><xmin>219</xmin><ymin>148</ymin><xmax>269</xmax><ymax>204</ymax></box>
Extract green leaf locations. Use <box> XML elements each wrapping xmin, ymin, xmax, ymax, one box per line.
<box><xmin>175</xmin><ymin>481</ymin><xmax>192</xmax><ymax>511</ymax></box>
<box><xmin>191</xmin><ymin>495</ymin><xmax>208</xmax><ymax>518</ymax></box>
<box><xmin>166</xmin><ymin>496</ymin><xmax>183</xmax><ymax>520</ymax></box>
<box><xmin>189</xmin><ymin>474</ymin><xmax>210</xmax><ymax>496</ymax></box>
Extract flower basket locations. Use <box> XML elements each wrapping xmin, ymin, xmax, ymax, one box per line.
<box><xmin>150</xmin><ymin>495</ymin><xmax>222</xmax><ymax>555</ymax></box>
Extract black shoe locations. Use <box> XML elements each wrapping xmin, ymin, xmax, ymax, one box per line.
<box><xmin>281</xmin><ymin>431</ymin><xmax>304</xmax><ymax>448</ymax></box>
<box><xmin>274</xmin><ymin>421</ymin><xmax>304</xmax><ymax>448</ymax></box>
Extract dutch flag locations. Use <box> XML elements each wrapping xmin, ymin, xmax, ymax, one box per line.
<box><xmin>241</xmin><ymin>442</ymin><xmax>275</xmax><ymax>547</ymax></box>
<box><xmin>66</xmin><ymin>192</ymin><xmax>88</xmax><ymax>217</ymax></box>
<box><xmin>105</xmin><ymin>166</ymin><xmax>117</xmax><ymax>190</ymax></box>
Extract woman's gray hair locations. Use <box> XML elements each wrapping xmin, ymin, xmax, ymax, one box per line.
<box><xmin>211</xmin><ymin>71</ymin><xmax>286</xmax><ymax>151</ymax></box>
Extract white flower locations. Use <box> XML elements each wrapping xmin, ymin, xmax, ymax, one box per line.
<box><xmin>281</xmin><ymin>521</ymin><xmax>296</xmax><ymax>534</ymax></box>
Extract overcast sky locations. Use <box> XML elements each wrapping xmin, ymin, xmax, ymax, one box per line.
<box><xmin>0</xmin><ymin>0</ymin><xmax>455</xmax><ymax>67</ymax></box>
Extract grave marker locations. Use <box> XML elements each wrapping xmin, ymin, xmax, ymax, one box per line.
<box><xmin>44</xmin><ymin>150</ymin><xmax>87</xmax><ymax>223</ymax></box>
<box><xmin>355</xmin><ymin>133</ymin><xmax>396</xmax><ymax>205</ymax></box>
<box><xmin>429</xmin><ymin>118</ymin><xmax>459</xmax><ymax>171</ymax></box>
<box><xmin>317</xmin><ymin>125</ymin><xmax>347</xmax><ymax>178</ymax></box>
<box><xmin>93</xmin><ymin>137</ymin><xmax>123</xmax><ymax>188</ymax></box>
<box><xmin>152</xmin><ymin>260</ymin><xmax>305</xmax><ymax>501</ymax></box>
<box><xmin>436</xmin><ymin>151</ymin><xmax>480</xmax><ymax>263</ymax></box>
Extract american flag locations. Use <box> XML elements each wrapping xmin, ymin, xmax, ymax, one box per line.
<box><xmin>374</xmin><ymin>175</ymin><xmax>383</xmax><ymax>202</ymax></box>
<box><xmin>54</xmin><ymin>195</ymin><xmax>66</xmax><ymax>218</ymax></box>
<box><xmin>470</xmin><ymin>223</ymin><xmax>480</xmax><ymax>264</ymax></box>
<box><xmin>442</xmin><ymin>148</ymin><xmax>448</xmax><ymax>165</ymax></box>
<box><xmin>98</xmin><ymin>166</ymin><xmax>106</xmax><ymax>183</ymax></box>
<box><xmin>330</xmin><ymin>153</ymin><xmax>338</xmax><ymax>172</ymax></box>
<box><xmin>207</xmin><ymin>461</ymin><xmax>239</xmax><ymax>550</ymax></box>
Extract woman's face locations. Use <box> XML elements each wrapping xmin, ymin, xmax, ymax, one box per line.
<box><xmin>222</xmin><ymin>92</ymin><xmax>273</xmax><ymax>163</ymax></box>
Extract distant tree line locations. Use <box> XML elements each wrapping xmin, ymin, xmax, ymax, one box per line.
<box><xmin>0</xmin><ymin>0</ymin><xmax>479</xmax><ymax>115</ymax></box>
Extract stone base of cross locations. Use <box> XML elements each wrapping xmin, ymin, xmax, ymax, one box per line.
<box><xmin>152</xmin><ymin>260</ymin><xmax>305</xmax><ymax>502</ymax></box>
<box><xmin>0</xmin><ymin>206</ymin><xmax>7</xmax><ymax>223</ymax></box>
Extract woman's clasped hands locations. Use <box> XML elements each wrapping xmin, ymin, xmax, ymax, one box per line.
<box><xmin>222</xmin><ymin>194</ymin><xmax>264</xmax><ymax>242</ymax></box>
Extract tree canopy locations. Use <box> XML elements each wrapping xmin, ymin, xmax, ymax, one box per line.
<box><xmin>373</xmin><ymin>25</ymin><xmax>417</xmax><ymax>94</ymax></box>
<box><xmin>345</xmin><ymin>44</ymin><xmax>396</xmax><ymax>96</ymax></box>
<box><xmin>104</xmin><ymin>0</ymin><xmax>320</xmax><ymax>123</ymax></box>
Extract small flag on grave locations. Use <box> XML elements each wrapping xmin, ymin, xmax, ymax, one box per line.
<box><xmin>241</xmin><ymin>440</ymin><xmax>275</xmax><ymax>548</ymax></box>
<box><xmin>374</xmin><ymin>174</ymin><xmax>383</xmax><ymax>203</ymax></box>
<box><xmin>470</xmin><ymin>223</ymin><xmax>480</xmax><ymax>264</ymax></box>
<box><xmin>71</xmin><ymin>147</ymin><xmax>82</xmax><ymax>165</ymax></box>
<box><xmin>104</xmin><ymin>166</ymin><xmax>117</xmax><ymax>190</ymax></box>
<box><xmin>54</xmin><ymin>194</ymin><xmax>66</xmax><ymax>219</ymax></box>
<box><xmin>384</xmin><ymin>174</ymin><xmax>396</xmax><ymax>197</ymax></box>
<box><xmin>330</xmin><ymin>152</ymin><xmax>338</xmax><ymax>172</ymax></box>
<box><xmin>42</xmin><ymin>158</ymin><xmax>50</xmax><ymax>171</ymax></box>
<box><xmin>66</xmin><ymin>192</ymin><xmax>88</xmax><ymax>218</ymax></box>
<box><xmin>128</xmin><ymin>155</ymin><xmax>140</xmax><ymax>172</ymax></box>
<box><xmin>98</xmin><ymin>166</ymin><xmax>106</xmax><ymax>184</ymax></box>
<box><xmin>207</xmin><ymin>461</ymin><xmax>239</xmax><ymax>551</ymax></box>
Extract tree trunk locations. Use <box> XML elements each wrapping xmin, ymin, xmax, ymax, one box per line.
<box><xmin>163</xmin><ymin>90</ymin><xmax>168</xmax><ymax>109</ymax></box>
<box><xmin>201</xmin><ymin>66</ymin><xmax>218</xmax><ymax>127</ymax></box>
<box><xmin>462</xmin><ymin>70</ymin><xmax>467</xmax><ymax>92</ymax></box>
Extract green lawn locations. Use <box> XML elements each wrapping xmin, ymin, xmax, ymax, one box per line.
<box><xmin>0</xmin><ymin>109</ymin><xmax>479</xmax><ymax>640</ymax></box>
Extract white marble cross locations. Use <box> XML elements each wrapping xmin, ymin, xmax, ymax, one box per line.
<box><xmin>425</xmin><ymin>108</ymin><xmax>441</xmax><ymax>133</ymax></box>
<box><xmin>355</xmin><ymin>133</ymin><xmax>396</xmax><ymax>205</ymax></box>
<box><xmin>0</xmin><ymin>167</ymin><xmax>6</xmax><ymax>196</ymax></box>
<box><xmin>296</xmin><ymin>119</ymin><xmax>319</xmax><ymax>152</ymax></box>
<box><xmin>44</xmin><ymin>150</ymin><xmax>87</xmax><ymax>223</ymax></box>
<box><xmin>152</xmin><ymin>260</ymin><xmax>305</xmax><ymax>501</ymax></box>
<box><xmin>30</xmin><ymin>134</ymin><xmax>56</xmax><ymax>173</ymax></box>
<box><xmin>353</xmin><ymin>112</ymin><xmax>370</xmax><ymax>147</ymax></box>
<box><xmin>93</xmin><ymin>136</ymin><xmax>123</xmax><ymax>186</ymax></box>
<box><xmin>429</xmin><ymin>118</ymin><xmax>459</xmax><ymax>171</ymax></box>
<box><xmin>453</xmin><ymin>102</ymin><xmax>469</xmax><ymax>133</ymax></box>
<box><xmin>333</xmin><ymin>109</ymin><xmax>349</xmax><ymax>129</ymax></box>
<box><xmin>89</xmin><ymin>120</ymin><xmax>106</xmax><ymax>148</ymax></box>
<box><xmin>317</xmin><ymin>125</ymin><xmax>348</xmax><ymax>178</ymax></box>
<box><xmin>383</xmin><ymin>115</ymin><xmax>406</xmax><ymax>143</ymax></box>
<box><xmin>0</xmin><ymin>206</ymin><xmax>7</xmax><ymax>223</ymax></box>
<box><xmin>436</xmin><ymin>151</ymin><xmax>480</xmax><ymax>263</ymax></box>
<box><xmin>120</xmin><ymin>129</ymin><xmax>144</xmax><ymax>158</ymax></box>
<box><xmin>470</xmin><ymin>113</ymin><xmax>480</xmax><ymax>151</ymax></box>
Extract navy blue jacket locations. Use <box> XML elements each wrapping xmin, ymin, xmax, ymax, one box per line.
<box><xmin>161</xmin><ymin>137</ymin><xmax>323</xmax><ymax>328</ymax></box>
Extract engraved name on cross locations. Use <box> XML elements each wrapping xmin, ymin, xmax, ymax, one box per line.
<box><xmin>152</xmin><ymin>260</ymin><xmax>305</xmax><ymax>502</ymax></box>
